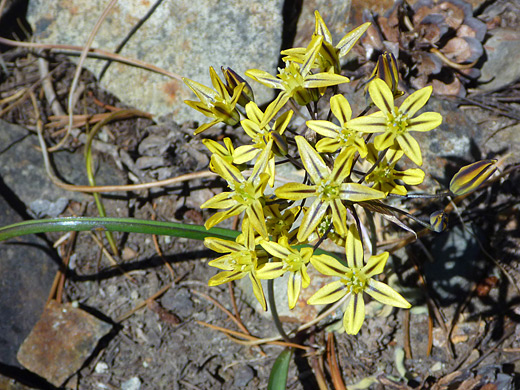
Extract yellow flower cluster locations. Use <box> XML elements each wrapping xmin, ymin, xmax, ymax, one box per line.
<box><xmin>182</xmin><ymin>11</ymin><xmax>445</xmax><ymax>334</ymax></box>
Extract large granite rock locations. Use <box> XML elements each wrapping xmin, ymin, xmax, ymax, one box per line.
<box><xmin>27</xmin><ymin>0</ymin><xmax>284</xmax><ymax>123</ymax></box>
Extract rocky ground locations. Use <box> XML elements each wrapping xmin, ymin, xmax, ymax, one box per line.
<box><xmin>0</xmin><ymin>1</ymin><xmax>520</xmax><ymax>389</ymax></box>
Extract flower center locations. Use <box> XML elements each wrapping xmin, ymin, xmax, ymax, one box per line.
<box><xmin>367</xmin><ymin>163</ymin><xmax>395</xmax><ymax>185</ymax></box>
<box><xmin>232</xmin><ymin>181</ymin><xmax>256</xmax><ymax>205</ymax></box>
<box><xmin>232</xmin><ymin>250</ymin><xmax>256</xmax><ymax>272</ymax></box>
<box><xmin>387</xmin><ymin>108</ymin><xmax>409</xmax><ymax>134</ymax></box>
<box><xmin>317</xmin><ymin>179</ymin><xmax>340</xmax><ymax>201</ymax></box>
<box><xmin>342</xmin><ymin>268</ymin><xmax>368</xmax><ymax>294</ymax></box>
<box><xmin>286</xmin><ymin>253</ymin><xmax>304</xmax><ymax>272</ymax></box>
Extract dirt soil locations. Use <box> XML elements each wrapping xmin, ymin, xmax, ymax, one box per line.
<box><xmin>1</xmin><ymin>2</ymin><xmax>520</xmax><ymax>390</ymax></box>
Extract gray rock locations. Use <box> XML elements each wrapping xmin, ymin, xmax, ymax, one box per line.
<box><xmin>160</xmin><ymin>287</ymin><xmax>194</xmax><ymax>318</ymax></box>
<box><xmin>27</xmin><ymin>0</ymin><xmax>284</xmax><ymax>123</ymax></box>
<box><xmin>480</xmin><ymin>28</ymin><xmax>520</xmax><ymax>91</ymax></box>
<box><xmin>121</xmin><ymin>377</ymin><xmax>141</xmax><ymax>390</ymax></box>
<box><xmin>0</xmin><ymin>192</ymin><xmax>59</xmax><ymax>368</ymax></box>
<box><xmin>0</xmin><ymin>119</ymin><xmax>125</xmax><ymax>208</ymax></box>
<box><xmin>233</xmin><ymin>365</ymin><xmax>255</xmax><ymax>388</ymax></box>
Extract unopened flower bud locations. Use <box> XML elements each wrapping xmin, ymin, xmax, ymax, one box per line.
<box><xmin>222</xmin><ymin>67</ymin><xmax>254</xmax><ymax>107</ymax></box>
<box><xmin>449</xmin><ymin>159</ymin><xmax>497</xmax><ymax>196</ymax></box>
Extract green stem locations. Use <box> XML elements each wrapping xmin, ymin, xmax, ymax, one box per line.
<box><xmin>268</xmin><ymin>278</ymin><xmax>291</xmax><ymax>343</ymax></box>
<box><xmin>0</xmin><ymin>217</ymin><xmax>239</xmax><ymax>242</ymax></box>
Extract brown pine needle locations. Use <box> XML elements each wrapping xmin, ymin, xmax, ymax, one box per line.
<box><xmin>196</xmin><ymin>321</ymin><xmax>308</xmax><ymax>350</ymax></box>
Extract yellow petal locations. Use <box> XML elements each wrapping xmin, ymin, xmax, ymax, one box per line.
<box><xmin>348</xmin><ymin>113</ymin><xmax>388</xmax><ymax>133</ymax></box>
<box><xmin>211</xmin><ymin>154</ymin><xmax>244</xmax><ymax>184</ymax></box>
<box><xmin>306</xmin><ymin>120</ymin><xmax>340</xmax><ymax>138</ymax></box>
<box><xmin>245</xmin><ymin>69</ymin><xmax>283</xmax><ymax>89</ymax></box>
<box><xmin>336</xmin><ymin>22</ymin><xmax>371</xmax><ymax>58</ymax></box>
<box><xmin>287</xmin><ymin>272</ymin><xmax>302</xmax><ymax>309</ymax></box>
<box><xmin>366</xmin><ymin>279</ymin><xmax>411</xmax><ymax>308</ymax></box>
<box><xmin>303</xmin><ymin>72</ymin><xmax>350</xmax><ymax>88</ymax></box>
<box><xmin>233</xmin><ymin>145</ymin><xmax>260</xmax><ymax>164</ymax></box>
<box><xmin>297</xmin><ymin>198</ymin><xmax>328</xmax><ymax>242</ymax></box>
<box><xmin>361</xmin><ymin>252</ymin><xmax>389</xmax><ymax>278</ymax></box>
<box><xmin>343</xmin><ymin>293</ymin><xmax>365</xmax><ymax>335</ymax></box>
<box><xmin>396</xmin><ymin>133</ymin><xmax>422</xmax><ymax>166</ymax></box>
<box><xmin>314</xmin><ymin>10</ymin><xmax>332</xmax><ymax>43</ymax></box>
<box><xmin>250</xmin><ymin>273</ymin><xmax>267</xmax><ymax>311</ymax></box>
<box><xmin>256</xmin><ymin>261</ymin><xmax>286</xmax><ymax>279</ymax></box>
<box><xmin>346</xmin><ymin>224</ymin><xmax>364</xmax><ymax>268</ymax></box>
<box><xmin>200</xmin><ymin>191</ymin><xmax>234</xmax><ymax>209</ymax></box>
<box><xmin>407</xmin><ymin>112</ymin><xmax>442</xmax><ymax>132</ymax></box>
<box><xmin>310</xmin><ymin>254</ymin><xmax>350</xmax><ymax>277</ymax></box>
<box><xmin>275</xmin><ymin>182</ymin><xmax>316</xmax><ymax>200</ymax></box>
<box><xmin>399</xmin><ymin>85</ymin><xmax>432</xmax><ymax>117</ymax></box>
<box><xmin>330</xmin><ymin>94</ymin><xmax>352</xmax><ymax>124</ymax></box>
<box><xmin>368</xmin><ymin>78</ymin><xmax>394</xmax><ymax>114</ymax></box>
<box><xmin>295</xmin><ymin>136</ymin><xmax>330</xmax><ymax>183</ymax></box>
<box><xmin>340</xmin><ymin>183</ymin><xmax>386</xmax><ymax>202</ymax></box>
<box><xmin>307</xmin><ymin>281</ymin><xmax>347</xmax><ymax>305</ymax></box>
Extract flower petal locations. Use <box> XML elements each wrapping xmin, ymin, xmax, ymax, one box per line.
<box><xmin>287</xmin><ymin>271</ymin><xmax>302</xmax><ymax>309</ymax></box>
<box><xmin>315</xmin><ymin>137</ymin><xmax>340</xmax><ymax>153</ymax></box>
<box><xmin>307</xmin><ymin>281</ymin><xmax>347</xmax><ymax>305</ymax></box>
<box><xmin>297</xmin><ymin>198</ymin><xmax>328</xmax><ymax>242</ymax></box>
<box><xmin>330</xmin><ymin>94</ymin><xmax>352</xmax><ymax>124</ymax></box>
<box><xmin>204</xmin><ymin>204</ymin><xmax>245</xmax><ymax>229</ymax></box>
<box><xmin>256</xmin><ymin>261</ymin><xmax>286</xmax><ymax>279</ymax></box>
<box><xmin>260</xmin><ymin>240</ymin><xmax>292</xmax><ymax>259</ymax></box>
<box><xmin>211</xmin><ymin>154</ymin><xmax>244</xmax><ymax>184</ymax></box>
<box><xmin>340</xmin><ymin>183</ymin><xmax>386</xmax><ymax>202</ymax></box>
<box><xmin>366</xmin><ymin>279</ymin><xmax>411</xmax><ymax>308</ymax></box>
<box><xmin>302</xmin><ymin>35</ymin><xmax>323</xmax><ymax>76</ymax></box>
<box><xmin>233</xmin><ymin>145</ymin><xmax>260</xmax><ymax>164</ymax></box>
<box><xmin>336</xmin><ymin>22</ymin><xmax>371</xmax><ymax>58</ymax></box>
<box><xmin>396</xmin><ymin>133</ymin><xmax>423</xmax><ymax>166</ymax></box>
<box><xmin>368</xmin><ymin>78</ymin><xmax>394</xmax><ymax>114</ymax></box>
<box><xmin>303</xmin><ymin>72</ymin><xmax>350</xmax><ymax>88</ymax></box>
<box><xmin>209</xmin><ymin>270</ymin><xmax>245</xmax><ymax>286</ymax></box>
<box><xmin>395</xmin><ymin>168</ymin><xmax>425</xmax><ymax>185</ymax></box>
<box><xmin>346</xmin><ymin>224</ymin><xmax>364</xmax><ymax>268</ymax></box>
<box><xmin>250</xmin><ymin>273</ymin><xmax>267</xmax><ymax>311</ymax></box>
<box><xmin>183</xmin><ymin>77</ymin><xmax>218</xmax><ymax>105</ymax></box>
<box><xmin>306</xmin><ymin>120</ymin><xmax>340</xmax><ymax>138</ymax></box>
<box><xmin>314</xmin><ymin>10</ymin><xmax>332</xmax><ymax>44</ymax></box>
<box><xmin>310</xmin><ymin>254</ymin><xmax>350</xmax><ymax>277</ymax></box>
<box><xmin>343</xmin><ymin>293</ymin><xmax>365</xmax><ymax>335</ymax></box>
<box><xmin>361</xmin><ymin>252</ymin><xmax>389</xmax><ymax>278</ymax></box>
<box><xmin>200</xmin><ymin>191</ymin><xmax>234</xmax><ymax>209</ymax></box>
<box><xmin>399</xmin><ymin>85</ymin><xmax>432</xmax><ymax>117</ymax></box>
<box><xmin>331</xmin><ymin>147</ymin><xmax>355</xmax><ymax>183</ymax></box>
<box><xmin>407</xmin><ymin>112</ymin><xmax>442</xmax><ymax>132</ymax></box>
<box><xmin>275</xmin><ymin>182</ymin><xmax>316</xmax><ymax>200</ymax></box>
<box><xmin>348</xmin><ymin>113</ymin><xmax>388</xmax><ymax>133</ymax></box>
<box><xmin>296</xmin><ymin>136</ymin><xmax>330</xmax><ymax>183</ymax></box>
<box><xmin>330</xmin><ymin>199</ymin><xmax>347</xmax><ymax>237</ymax></box>
<box><xmin>374</xmin><ymin>131</ymin><xmax>396</xmax><ymax>151</ymax></box>
<box><xmin>204</xmin><ymin>237</ymin><xmax>245</xmax><ymax>254</ymax></box>
<box><xmin>245</xmin><ymin>69</ymin><xmax>283</xmax><ymax>89</ymax></box>
<box><xmin>246</xmin><ymin>200</ymin><xmax>268</xmax><ymax>238</ymax></box>
<box><xmin>260</xmin><ymin>92</ymin><xmax>290</xmax><ymax>128</ymax></box>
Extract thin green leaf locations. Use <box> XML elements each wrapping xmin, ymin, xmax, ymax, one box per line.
<box><xmin>268</xmin><ymin>348</ymin><xmax>293</xmax><ymax>390</ymax></box>
<box><xmin>0</xmin><ymin>217</ymin><xmax>240</xmax><ymax>242</ymax></box>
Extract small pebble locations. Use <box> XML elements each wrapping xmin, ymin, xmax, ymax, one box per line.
<box><xmin>121</xmin><ymin>377</ymin><xmax>141</xmax><ymax>390</ymax></box>
<box><xmin>94</xmin><ymin>362</ymin><xmax>108</xmax><ymax>374</ymax></box>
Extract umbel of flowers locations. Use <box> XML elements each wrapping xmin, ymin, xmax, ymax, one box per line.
<box><xmin>183</xmin><ymin>11</ymin><xmax>443</xmax><ymax>335</ymax></box>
